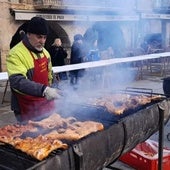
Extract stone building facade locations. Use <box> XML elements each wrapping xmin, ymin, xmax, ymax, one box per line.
<box><xmin>0</xmin><ymin>0</ymin><xmax>92</xmax><ymax>71</ymax></box>
<box><xmin>0</xmin><ymin>1</ymin><xmax>33</xmax><ymax>71</ymax></box>
<box><xmin>0</xmin><ymin>0</ymin><xmax>169</xmax><ymax>71</ymax></box>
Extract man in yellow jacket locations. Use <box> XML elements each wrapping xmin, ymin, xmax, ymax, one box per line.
<box><xmin>7</xmin><ymin>17</ymin><xmax>61</xmax><ymax>122</ymax></box>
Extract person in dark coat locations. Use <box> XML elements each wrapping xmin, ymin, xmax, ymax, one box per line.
<box><xmin>10</xmin><ymin>22</ymin><xmax>29</xmax><ymax>49</ymax></box>
<box><xmin>48</xmin><ymin>38</ymin><xmax>68</xmax><ymax>80</ymax></box>
<box><xmin>69</xmin><ymin>34</ymin><xmax>85</xmax><ymax>86</ymax></box>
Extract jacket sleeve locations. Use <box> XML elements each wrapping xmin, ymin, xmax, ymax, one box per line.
<box><xmin>61</xmin><ymin>47</ymin><xmax>68</xmax><ymax>58</ymax></box>
<box><xmin>6</xmin><ymin>45</ymin><xmax>50</xmax><ymax>97</ymax></box>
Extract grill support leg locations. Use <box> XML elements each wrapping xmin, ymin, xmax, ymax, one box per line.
<box><xmin>73</xmin><ymin>144</ymin><xmax>83</xmax><ymax>170</ymax></box>
<box><xmin>158</xmin><ymin>107</ymin><xmax>164</xmax><ymax>170</ymax></box>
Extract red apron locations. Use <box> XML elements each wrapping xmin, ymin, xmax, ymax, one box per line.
<box><xmin>16</xmin><ymin>52</ymin><xmax>55</xmax><ymax>121</ymax></box>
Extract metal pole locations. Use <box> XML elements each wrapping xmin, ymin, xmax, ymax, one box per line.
<box><xmin>158</xmin><ymin>107</ymin><xmax>164</xmax><ymax>170</ymax></box>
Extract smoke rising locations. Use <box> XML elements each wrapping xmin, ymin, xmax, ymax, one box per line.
<box><xmin>51</xmin><ymin>0</ymin><xmax>145</xmax><ymax>117</ymax></box>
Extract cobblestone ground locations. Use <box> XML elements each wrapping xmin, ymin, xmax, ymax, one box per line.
<box><xmin>0</xmin><ymin>80</ymin><xmax>17</xmax><ymax>127</ymax></box>
<box><xmin>0</xmin><ymin>104</ymin><xmax>17</xmax><ymax>127</ymax></box>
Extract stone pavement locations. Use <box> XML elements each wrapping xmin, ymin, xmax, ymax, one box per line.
<box><xmin>0</xmin><ymin>80</ymin><xmax>17</xmax><ymax>127</ymax></box>
<box><xmin>0</xmin><ymin>73</ymin><xmax>170</xmax><ymax>170</ymax></box>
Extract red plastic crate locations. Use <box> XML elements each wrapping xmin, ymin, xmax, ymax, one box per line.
<box><xmin>119</xmin><ymin>139</ymin><xmax>170</xmax><ymax>170</ymax></box>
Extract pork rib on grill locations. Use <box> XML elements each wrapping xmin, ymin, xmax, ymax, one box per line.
<box><xmin>0</xmin><ymin>113</ymin><xmax>104</xmax><ymax>160</ymax></box>
<box><xmin>88</xmin><ymin>94</ymin><xmax>162</xmax><ymax>114</ymax></box>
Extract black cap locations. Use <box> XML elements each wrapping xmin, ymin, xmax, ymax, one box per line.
<box><xmin>74</xmin><ymin>34</ymin><xmax>83</xmax><ymax>41</ymax></box>
<box><xmin>27</xmin><ymin>17</ymin><xmax>49</xmax><ymax>35</ymax></box>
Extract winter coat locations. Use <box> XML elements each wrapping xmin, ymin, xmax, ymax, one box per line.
<box><xmin>48</xmin><ymin>45</ymin><xmax>67</xmax><ymax>66</ymax></box>
<box><xmin>6</xmin><ymin>39</ymin><xmax>53</xmax><ymax>113</ymax></box>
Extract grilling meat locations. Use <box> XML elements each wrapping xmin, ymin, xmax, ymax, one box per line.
<box><xmin>0</xmin><ymin>93</ymin><xmax>161</xmax><ymax>161</ymax></box>
<box><xmin>28</xmin><ymin>113</ymin><xmax>66</xmax><ymax>129</ymax></box>
<box><xmin>89</xmin><ymin>94</ymin><xmax>161</xmax><ymax>114</ymax></box>
<box><xmin>0</xmin><ymin>124</ymin><xmax>38</xmax><ymax>145</ymax></box>
<box><xmin>13</xmin><ymin>136</ymin><xmax>68</xmax><ymax>161</ymax></box>
<box><xmin>44</xmin><ymin>129</ymin><xmax>81</xmax><ymax>141</ymax></box>
<box><xmin>69</xmin><ymin>121</ymin><xmax>104</xmax><ymax>137</ymax></box>
<box><xmin>45</xmin><ymin>121</ymin><xmax>104</xmax><ymax>141</ymax></box>
<box><xmin>0</xmin><ymin>113</ymin><xmax>104</xmax><ymax>160</ymax></box>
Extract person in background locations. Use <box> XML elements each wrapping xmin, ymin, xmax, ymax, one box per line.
<box><xmin>85</xmin><ymin>40</ymin><xmax>101</xmax><ymax>86</ymax></box>
<box><xmin>86</xmin><ymin>40</ymin><xmax>100</xmax><ymax>62</ymax></box>
<box><xmin>6</xmin><ymin>16</ymin><xmax>62</xmax><ymax>122</ymax></box>
<box><xmin>10</xmin><ymin>21</ymin><xmax>29</xmax><ymax>49</ymax></box>
<box><xmin>48</xmin><ymin>38</ymin><xmax>68</xmax><ymax>80</ymax></box>
<box><xmin>69</xmin><ymin>34</ymin><xmax>85</xmax><ymax>87</ymax></box>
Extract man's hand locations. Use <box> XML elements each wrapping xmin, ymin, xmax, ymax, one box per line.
<box><xmin>43</xmin><ymin>87</ymin><xmax>62</xmax><ymax>100</ymax></box>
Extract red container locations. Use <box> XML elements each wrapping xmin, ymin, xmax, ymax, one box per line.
<box><xmin>119</xmin><ymin>139</ymin><xmax>170</xmax><ymax>170</ymax></box>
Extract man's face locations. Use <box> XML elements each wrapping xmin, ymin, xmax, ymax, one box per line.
<box><xmin>55</xmin><ymin>39</ymin><xmax>62</xmax><ymax>46</ymax></box>
<box><xmin>27</xmin><ymin>33</ymin><xmax>47</xmax><ymax>51</ymax></box>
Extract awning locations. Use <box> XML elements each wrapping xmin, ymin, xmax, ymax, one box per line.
<box><xmin>13</xmin><ymin>9</ymin><xmax>139</xmax><ymax>21</ymax></box>
<box><xmin>141</xmin><ymin>13</ymin><xmax>170</xmax><ymax>19</ymax></box>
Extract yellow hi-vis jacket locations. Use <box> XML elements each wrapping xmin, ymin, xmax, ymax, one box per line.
<box><xmin>6</xmin><ymin>41</ymin><xmax>54</xmax><ymax>112</ymax></box>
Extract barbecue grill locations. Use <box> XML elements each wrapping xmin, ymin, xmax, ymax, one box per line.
<box><xmin>0</xmin><ymin>88</ymin><xmax>170</xmax><ymax>170</ymax></box>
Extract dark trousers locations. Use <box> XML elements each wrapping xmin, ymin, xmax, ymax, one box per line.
<box><xmin>59</xmin><ymin>72</ymin><xmax>68</xmax><ymax>80</ymax></box>
<box><xmin>70</xmin><ymin>70</ymin><xmax>79</xmax><ymax>85</ymax></box>
<box><xmin>70</xmin><ymin>69</ymin><xmax>85</xmax><ymax>85</ymax></box>
<box><xmin>70</xmin><ymin>74</ymin><xmax>79</xmax><ymax>85</ymax></box>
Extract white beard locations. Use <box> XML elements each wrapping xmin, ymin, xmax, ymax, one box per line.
<box><xmin>35</xmin><ymin>47</ymin><xmax>43</xmax><ymax>52</ymax></box>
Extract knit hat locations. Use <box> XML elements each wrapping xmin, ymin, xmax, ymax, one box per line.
<box><xmin>74</xmin><ymin>34</ymin><xmax>83</xmax><ymax>41</ymax></box>
<box><xmin>27</xmin><ymin>17</ymin><xmax>49</xmax><ymax>35</ymax></box>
